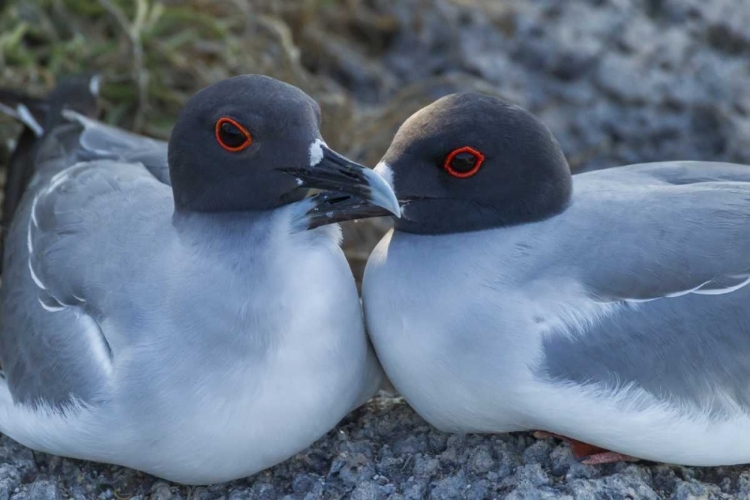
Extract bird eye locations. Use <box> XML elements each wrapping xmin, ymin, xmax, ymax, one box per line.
<box><xmin>215</xmin><ymin>117</ymin><xmax>252</xmax><ymax>152</ymax></box>
<box><xmin>444</xmin><ymin>146</ymin><xmax>485</xmax><ymax>178</ymax></box>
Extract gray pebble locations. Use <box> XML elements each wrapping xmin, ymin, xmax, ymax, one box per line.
<box><xmin>429</xmin><ymin>472</ymin><xmax>467</xmax><ymax>500</ymax></box>
<box><xmin>149</xmin><ymin>482</ymin><xmax>173</xmax><ymax>500</ymax></box>
<box><xmin>329</xmin><ymin>452</ymin><xmax>375</xmax><ymax>486</ymax></box>
<box><xmin>412</xmin><ymin>455</ymin><xmax>440</xmax><ymax>478</ymax></box>
<box><xmin>469</xmin><ymin>446</ymin><xmax>495</xmax><ymax>474</ymax></box>
<box><xmin>671</xmin><ymin>479</ymin><xmax>726</xmax><ymax>500</ymax></box>
<box><xmin>10</xmin><ymin>481</ymin><xmax>60</xmax><ymax>500</ymax></box>
<box><xmin>0</xmin><ymin>466</ymin><xmax>20</xmax><ymax>500</ymax></box>
<box><xmin>568</xmin><ymin>472</ymin><xmax>659</xmax><ymax>500</ymax></box>
<box><xmin>523</xmin><ymin>441</ymin><xmax>552</xmax><ymax>469</ymax></box>
<box><xmin>350</xmin><ymin>481</ymin><xmax>391</xmax><ymax>500</ymax></box>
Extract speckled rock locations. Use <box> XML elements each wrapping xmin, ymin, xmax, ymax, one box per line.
<box><xmin>10</xmin><ymin>480</ymin><xmax>61</xmax><ymax>500</ymax></box>
<box><xmin>316</xmin><ymin>0</ymin><xmax>750</xmax><ymax>173</ymax></box>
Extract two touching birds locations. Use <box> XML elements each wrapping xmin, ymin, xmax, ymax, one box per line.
<box><xmin>1</xmin><ymin>74</ymin><xmax>749</xmax><ymax>484</ymax></box>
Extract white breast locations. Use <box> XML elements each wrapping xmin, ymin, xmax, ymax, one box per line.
<box><xmin>0</xmin><ymin>216</ymin><xmax>380</xmax><ymax>484</ymax></box>
<box><xmin>363</xmin><ymin>229</ymin><xmax>621</xmax><ymax>433</ymax></box>
<box><xmin>116</xmin><ymin>222</ymin><xmax>378</xmax><ymax>483</ymax></box>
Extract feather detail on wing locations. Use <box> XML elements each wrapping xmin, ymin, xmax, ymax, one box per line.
<box><xmin>62</xmin><ymin>111</ymin><xmax>171</xmax><ymax>185</ymax></box>
<box><xmin>569</xmin><ymin>164</ymin><xmax>750</xmax><ymax>304</ymax></box>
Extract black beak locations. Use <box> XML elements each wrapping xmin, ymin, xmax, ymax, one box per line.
<box><xmin>280</xmin><ymin>141</ymin><xmax>401</xmax><ymax>229</ymax></box>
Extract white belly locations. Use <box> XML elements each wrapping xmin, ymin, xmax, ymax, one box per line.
<box><xmin>364</xmin><ymin>230</ymin><xmax>750</xmax><ymax>466</ymax></box>
<box><xmin>0</xmin><ymin>224</ymin><xmax>382</xmax><ymax>484</ymax></box>
<box><xmin>0</xmin><ymin>299</ymin><xmax>378</xmax><ymax>484</ymax></box>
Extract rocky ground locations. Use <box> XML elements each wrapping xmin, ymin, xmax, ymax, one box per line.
<box><xmin>2</xmin><ymin>396</ymin><xmax>750</xmax><ymax>499</ymax></box>
<box><xmin>0</xmin><ymin>396</ymin><xmax>745</xmax><ymax>500</ymax></box>
<box><xmin>2</xmin><ymin>0</ymin><xmax>750</xmax><ymax>498</ymax></box>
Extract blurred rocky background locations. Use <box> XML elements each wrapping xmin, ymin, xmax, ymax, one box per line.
<box><xmin>2</xmin><ymin>0</ymin><xmax>750</xmax><ymax>498</ymax></box>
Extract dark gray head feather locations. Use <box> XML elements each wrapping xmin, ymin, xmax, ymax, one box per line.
<box><xmin>168</xmin><ymin>75</ymin><xmax>322</xmax><ymax>212</ymax></box>
<box><xmin>383</xmin><ymin>93</ymin><xmax>572</xmax><ymax>234</ymax></box>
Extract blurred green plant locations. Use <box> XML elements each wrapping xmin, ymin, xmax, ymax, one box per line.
<box><xmin>0</xmin><ymin>0</ymin><xmax>344</xmax><ymax>138</ymax></box>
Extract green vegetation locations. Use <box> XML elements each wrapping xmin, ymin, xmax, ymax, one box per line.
<box><xmin>0</xmin><ymin>0</ymin><xmax>338</xmax><ymax>138</ymax></box>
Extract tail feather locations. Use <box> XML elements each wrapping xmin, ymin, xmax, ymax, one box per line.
<box><xmin>0</xmin><ymin>74</ymin><xmax>101</xmax><ymax>273</ymax></box>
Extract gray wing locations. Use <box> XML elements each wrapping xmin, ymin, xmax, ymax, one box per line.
<box><xmin>0</xmin><ymin>159</ymin><xmax>172</xmax><ymax>406</ymax></box>
<box><xmin>538</xmin><ymin>161</ymin><xmax>750</xmax><ymax>415</ymax></box>
<box><xmin>541</xmin><ymin>291</ymin><xmax>750</xmax><ymax>416</ymax></box>
<box><xmin>63</xmin><ymin>111</ymin><xmax>171</xmax><ymax>185</ymax></box>
<box><xmin>623</xmin><ymin>160</ymin><xmax>750</xmax><ymax>184</ymax></box>
<box><xmin>561</xmin><ymin>162</ymin><xmax>750</xmax><ymax>301</ymax></box>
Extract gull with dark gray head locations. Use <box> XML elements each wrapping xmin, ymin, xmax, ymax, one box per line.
<box><xmin>362</xmin><ymin>92</ymin><xmax>750</xmax><ymax>466</ymax></box>
<box><xmin>0</xmin><ymin>74</ymin><xmax>399</xmax><ymax>484</ymax></box>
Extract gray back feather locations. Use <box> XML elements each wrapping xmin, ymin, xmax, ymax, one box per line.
<box><xmin>63</xmin><ymin>111</ymin><xmax>170</xmax><ymax>184</ymax></box>
<box><xmin>540</xmin><ymin>291</ymin><xmax>750</xmax><ymax>416</ymax></box>
<box><xmin>0</xmin><ymin>117</ymin><xmax>173</xmax><ymax>405</ymax></box>
<box><xmin>536</xmin><ymin>162</ymin><xmax>750</xmax><ymax>414</ymax></box>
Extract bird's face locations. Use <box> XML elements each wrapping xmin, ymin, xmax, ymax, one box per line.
<box><xmin>168</xmin><ymin>75</ymin><xmax>399</xmax><ymax>227</ymax></box>
<box><xmin>375</xmin><ymin>93</ymin><xmax>573</xmax><ymax>234</ymax></box>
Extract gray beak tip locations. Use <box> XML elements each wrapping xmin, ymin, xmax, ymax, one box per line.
<box><xmin>364</xmin><ymin>168</ymin><xmax>402</xmax><ymax>218</ymax></box>
<box><xmin>287</xmin><ymin>143</ymin><xmax>402</xmax><ymax>229</ymax></box>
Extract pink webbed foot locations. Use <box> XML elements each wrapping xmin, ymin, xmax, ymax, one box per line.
<box><xmin>533</xmin><ymin>431</ymin><xmax>640</xmax><ymax>464</ymax></box>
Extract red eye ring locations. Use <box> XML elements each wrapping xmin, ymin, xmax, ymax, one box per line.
<box><xmin>444</xmin><ymin>146</ymin><xmax>485</xmax><ymax>178</ymax></box>
<box><xmin>215</xmin><ymin>117</ymin><xmax>252</xmax><ymax>152</ymax></box>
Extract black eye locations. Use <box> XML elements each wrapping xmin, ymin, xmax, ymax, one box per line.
<box><xmin>215</xmin><ymin>117</ymin><xmax>252</xmax><ymax>152</ymax></box>
<box><xmin>449</xmin><ymin>153</ymin><xmax>478</xmax><ymax>172</ymax></box>
<box><xmin>444</xmin><ymin>146</ymin><xmax>484</xmax><ymax>178</ymax></box>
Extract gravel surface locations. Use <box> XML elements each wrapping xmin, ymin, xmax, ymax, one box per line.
<box><xmin>3</xmin><ymin>0</ymin><xmax>750</xmax><ymax>498</ymax></box>
<box><xmin>3</xmin><ymin>397</ymin><xmax>750</xmax><ymax>500</ymax></box>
